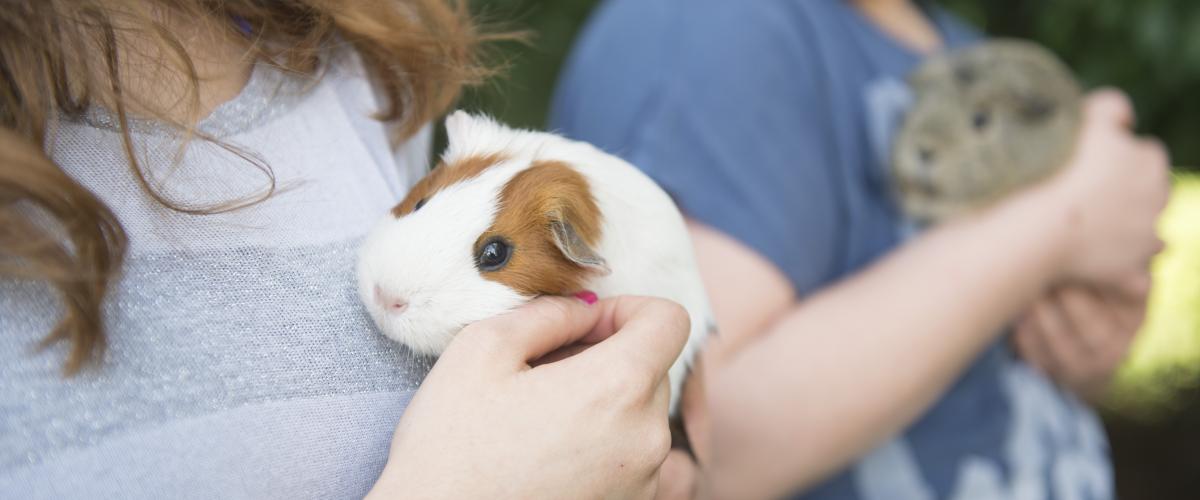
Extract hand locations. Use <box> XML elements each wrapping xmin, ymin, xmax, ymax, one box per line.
<box><xmin>1012</xmin><ymin>285</ymin><xmax>1146</xmax><ymax>402</ymax></box>
<box><xmin>368</xmin><ymin>295</ymin><xmax>690</xmax><ymax>500</ymax></box>
<box><xmin>1038</xmin><ymin>89</ymin><xmax>1170</xmax><ymax>289</ymax></box>
<box><xmin>654</xmin><ymin>356</ymin><xmax>711</xmax><ymax>500</ymax></box>
<box><xmin>655</xmin><ymin>450</ymin><xmax>700</xmax><ymax>500</ymax></box>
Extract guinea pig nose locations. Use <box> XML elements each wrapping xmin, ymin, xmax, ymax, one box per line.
<box><xmin>373</xmin><ymin>285</ymin><xmax>410</xmax><ymax>314</ymax></box>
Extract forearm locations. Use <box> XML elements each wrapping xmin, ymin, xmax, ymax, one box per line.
<box><xmin>707</xmin><ymin>187</ymin><xmax>1070</xmax><ymax>498</ymax></box>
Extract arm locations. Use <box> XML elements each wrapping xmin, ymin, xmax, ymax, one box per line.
<box><xmin>701</xmin><ymin>91</ymin><xmax>1169</xmax><ymax>499</ymax></box>
<box><xmin>702</xmin><ymin>188</ymin><xmax>1063</xmax><ymax>498</ymax></box>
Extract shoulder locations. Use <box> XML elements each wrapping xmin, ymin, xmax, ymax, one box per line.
<box><xmin>553</xmin><ymin>0</ymin><xmax>838</xmax><ymax>143</ymax></box>
<box><xmin>563</xmin><ymin>0</ymin><xmax>838</xmax><ymax>83</ymax></box>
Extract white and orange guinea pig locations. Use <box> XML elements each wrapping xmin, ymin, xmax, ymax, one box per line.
<box><xmin>356</xmin><ymin>111</ymin><xmax>714</xmax><ymax>414</ymax></box>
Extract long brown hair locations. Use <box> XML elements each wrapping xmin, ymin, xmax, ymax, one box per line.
<box><xmin>0</xmin><ymin>0</ymin><xmax>496</xmax><ymax>374</ymax></box>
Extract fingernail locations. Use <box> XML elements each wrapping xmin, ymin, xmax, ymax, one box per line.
<box><xmin>574</xmin><ymin>290</ymin><xmax>598</xmax><ymax>305</ymax></box>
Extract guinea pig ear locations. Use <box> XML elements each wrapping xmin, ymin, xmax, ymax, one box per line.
<box><xmin>444</xmin><ymin>110</ymin><xmax>503</xmax><ymax>155</ymax></box>
<box><xmin>444</xmin><ymin>110</ymin><xmax>488</xmax><ymax>147</ymax></box>
<box><xmin>444</xmin><ymin>110</ymin><xmax>535</xmax><ymax>162</ymax></box>
<box><xmin>1015</xmin><ymin>94</ymin><xmax>1057</xmax><ymax>123</ymax></box>
<box><xmin>549</xmin><ymin>216</ymin><xmax>610</xmax><ymax>274</ymax></box>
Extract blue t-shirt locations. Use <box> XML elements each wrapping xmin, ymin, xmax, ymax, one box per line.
<box><xmin>550</xmin><ymin>1</ymin><xmax>1112</xmax><ymax>499</ymax></box>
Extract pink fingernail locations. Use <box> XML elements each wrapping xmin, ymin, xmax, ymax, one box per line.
<box><xmin>574</xmin><ymin>290</ymin><xmax>598</xmax><ymax>305</ymax></box>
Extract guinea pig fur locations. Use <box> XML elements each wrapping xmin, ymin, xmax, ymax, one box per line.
<box><xmin>892</xmin><ymin>39</ymin><xmax>1083</xmax><ymax>224</ymax></box>
<box><xmin>356</xmin><ymin>111</ymin><xmax>714</xmax><ymax>413</ymax></box>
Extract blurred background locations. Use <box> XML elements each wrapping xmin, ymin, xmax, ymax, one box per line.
<box><xmin>457</xmin><ymin>1</ymin><xmax>1200</xmax><ymax>498</ymax></box>
<box><xmin>460</xmin><ymin>0</ymin><xmax>1200</xmax><ymax>170</ymax></box>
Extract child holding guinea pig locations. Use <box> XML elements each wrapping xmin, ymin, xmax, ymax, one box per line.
<box><xmin>0</xmin><ymin>1</ymin><xmax>690</xmax><ymax>498</ymax></box>
<box><xmin>553</xmin><ymin>0</ymin><xmax>1169</xmax><ymax>498</ymax></box>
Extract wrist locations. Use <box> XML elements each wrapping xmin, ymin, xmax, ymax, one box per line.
<box><xmin>1032</xmin><ymin>183</ymin><xmax>1075</xmax><ymax>264</ymax></box>
<box><xmin>976</xmin><ymin>179</ymin><xmax>1074</xmax><ymax>292</ymax></box>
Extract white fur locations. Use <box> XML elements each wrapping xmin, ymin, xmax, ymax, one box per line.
<box><xmin>358</xmin><ymin>111</ymin><xmax>713</xmax><ymax>413</ymax></box>
<box><xmin>356</xmin><ymin>159</ymin><xmax>532</xmax><ymax>355</ymax></box>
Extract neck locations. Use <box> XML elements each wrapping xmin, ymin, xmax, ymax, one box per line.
<box><xmin>850</xmin><ymin>0</ymin><xmax>943</xmax><ymax>55</ymax></box>
<box><xmin>91</xmin><ymin>5</ymin><xmax>254</xmax><ymax>126</ymax></box>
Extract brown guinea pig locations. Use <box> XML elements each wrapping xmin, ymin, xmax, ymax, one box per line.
<box><xmin>892</xmin><ymin>39</ymin><xmax>1083</xmax><ymax>223</ymax></box>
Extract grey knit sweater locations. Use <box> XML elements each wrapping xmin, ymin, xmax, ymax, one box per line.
<box><xmin>1</xmin><ymin>55</ymin><xmax>432</xmax><ymax>499</ymax></box>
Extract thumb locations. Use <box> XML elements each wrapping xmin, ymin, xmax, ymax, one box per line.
<box><xmin>1084</xmin><ymin>88</ymin><xmax>1135</xmax><ymax>129</ymax></box>
<box><xmin>654</xmin><ymin>450</ymin><xmax>698</xmax><ymax>500</ymax></box>
<box><xmin>1110</xmin><ymin>271</ymin><xmax>1153</xmax><ymax>301</ymax></box>
<box><xmin>467</xmin><ymin>295</ymin><xmax>606</xmax><ymax>367</ymax></box>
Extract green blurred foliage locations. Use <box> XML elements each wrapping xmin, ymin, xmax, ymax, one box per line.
<box><xmin>461</xmin><ymin>0</ymin><xmax>1200</xmax><ymax>168</ymax></box>
<box><xmin>1109</xmin><ymin>173</ymin><xmax>1200</xmax><ymax>416</ymax></box>
<box><xmin>458</xmin><ymin>0</ymin><xmax>600</xmax><ymax>130</ymax></box>
<box><xmin>940</xmin><ymin>0</ymin><xmax>1200</xmax><ymax>169</ymax></box>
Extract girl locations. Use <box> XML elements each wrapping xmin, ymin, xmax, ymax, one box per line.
<box><xmin>0</xmin><ymin>2</ymin><xmax>686</xmax><ymax>498</ymax></box>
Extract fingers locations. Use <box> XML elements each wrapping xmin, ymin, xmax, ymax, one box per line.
<box><xmin>455</xmin><ymin>295</ymin><xmax>603</xmax><ymax>368</ymax></box>
<box><xmin>1013</xmin><ymin>315</ymin><xmax>1054</xmax><ymax>378</ymax></box>
<box><xmin>651</xmin><ymin>373</ymin><xmax>672</xmax><ymax>421</ymax></box>
<box><xmin>1056</xmin><ymin>288</ymin><xmax>1115</xmax><ymax>355</ymax></box>
<box><xmin>1135</xmin><ymin>137</ymin><xmax>1172</xmax><ymax>208</ymax></box>
<box><xmin>679</xmin><ymin>357</ymin><xmax>712</xmax><ymax>467</ymax></box>
<box><xmin>567</xmin><ymin>296</ymin><xmax>691</xmax><ymax>385</ymax></box>
<box><xmin>1024</xmin><ymin>288</ymin><xmax>1134</xmax><ymax>401</ymax></box>
<box><xmin>629</xmin><ymin>377</ymin><xmax>674</xmax><ymax>498</ymax></box>
<box><xmin>1114</xmin><ymin>271</ymin><xmax>1154</xmax><ymax>300</ymax></box>
<box><xmin>1134</xmin><ymin>133</ymin><xmax>1171</xmax><ymax>190</ymax></box>
<box><xmin>1137</xmin><ymin>136</ymin><xmax>1170</xmax><ymax>170</ymax></box>
<box><xmin>450</xmin><ymin>294</ymin><xmax>691</xmax><ymax>407</ymax></box>
<box><xmin>1117</xmin><ymin>135</ymin><xmax>1171</xmax><ymax>282</ymax></box>
<box><xmin>1059</xmin><ymin>289</ymin><xmax>1132</xmax><ymax>399</ymax></box>
<box><xmin>529</xmin><ymin>342</ymin><xmax>592</xmax><ymax>367</ymax></box>
<box><xmin>1030</xmin><ymin>292</ymin><xmax>1091</xmax><ymax>380</ymax></box>
<box><xmin>654</xmin><ymin>450</ymin><xmax>699</xmax><ymax>500</ymax></box>
<box><xmin>1125</xmin><ymin>131</ymin><xmax>1171</xmax><ymax>187</ymax></box>
<box><xmin>1099</xmin><ymin>288</ymin><xmax>1149</xmax><ymax>336</ymax></box>
<box><xmin>1085</xmin><ymin>88</ymin><xmax>1135</xmax><ymax>129</ymax></box>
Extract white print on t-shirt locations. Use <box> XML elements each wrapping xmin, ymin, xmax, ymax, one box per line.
<box><xmin>864</xmin><ymin>77</ymin><xmax>914</xmax><ymax>171</ymax></box>
<box><xmin>853</xmin><ymin>363</ymin><xmax>1112</xmax><ymax>500</ymax></box>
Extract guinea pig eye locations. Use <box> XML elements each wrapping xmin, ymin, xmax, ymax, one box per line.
<box><xmin>972</xmin><ymin>110</ymin><xmax>991</xmax><ymax>131</ymax></box>
<box><xmin>918</xmin><ymin>146</ymin><xmax>936</xmax><ymax>165</ymax></box>
<box><xmin>476</xmin><ymin>237</ymin><xmax>512</xmax><ymax>272</ymax></box>
<box><xmin>954</xmin><ymin>66</ymin><xmax>977</xmax><ymax>85</ymax></box>
<box><xmin>413</xmin><ymin>198</ymin><xmax>428</xmax><ymax>211</ymax></box>
<box><xmin>1019</xmin><ymin>96</ymin><xmax>1056</xmax><ymax>122</ymax></box>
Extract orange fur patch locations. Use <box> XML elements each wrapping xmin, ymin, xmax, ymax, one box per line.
<box><xmin>391</xmin><ymin>153</ymin><xmax>506</xmax><ymax>217</ymax></box>
<box><xmin>479</xmin><ymin>160</ymin><xmax>604</xmax><ymax>295</ymax></box>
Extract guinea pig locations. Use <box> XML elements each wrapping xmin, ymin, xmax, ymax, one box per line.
<box><xmin>356</xmin><ymin>111</ymin><xmax>713</xmax><ymax>414</ymax></box>
<box><xmin>892</xmin><ymin>39</ymin><xmax>1083</xmax><ymax>223</ymax></box>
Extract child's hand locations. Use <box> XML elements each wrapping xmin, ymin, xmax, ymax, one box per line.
<box><xmin>655</xmin><ymin>449</ymin><xmax>701</xmax><ymax>500</ymax></box>
<box><xmin>1038</xmin><ymin>89</ymin><xmax>1170</xmax><ymax>289</ymax></box>
<box><xmin>1013</xmin><ymin>285</ymin><xmax>1146</xmax><ymax>402</ymax></box>
<box><xmin>369</xmin><ymin>295</ymin><xmax>690</xmax><ymax>499</ymax></box>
